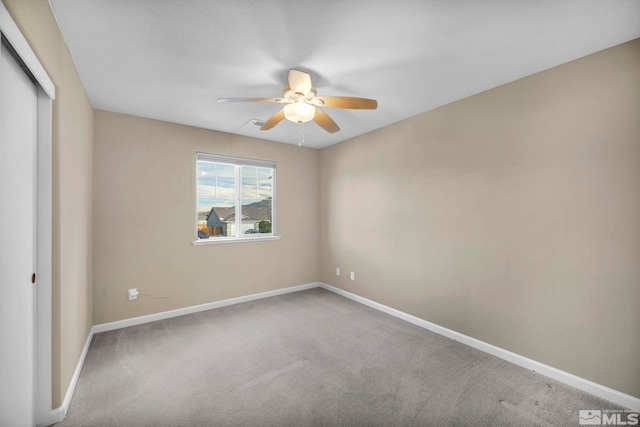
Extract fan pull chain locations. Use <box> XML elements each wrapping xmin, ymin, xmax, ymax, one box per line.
<box><xmin>298</xmin><ymin>123</ymin><xmax>305</xmax><ymax>147</ymax></box>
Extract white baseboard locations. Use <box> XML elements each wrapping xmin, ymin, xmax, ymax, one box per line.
<box><xmin>93</xmin><ymin>282</ymin><xmax>320</xmax><ymax>333</ymax></box>
<box><xmin>318</xmin><ymin>282</ymin><xmax>640</xmax><ymax>411</ymax></box>
<box><xmin>54</xmin><ymin>280</ymin><xmax>639</xmax><ymax>423</ymax></box>
<box><xmin>43</xmin><ymin>324</ymin><xmax>95</xmax><ymax>426</ymax></box>
<box><xmin>50</xmin><ymin>282</ymin><xmax>320</xmax><ymax>424</ymax></box>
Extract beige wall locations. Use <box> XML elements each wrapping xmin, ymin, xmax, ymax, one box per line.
<box><xmin>93</xmin><ymin>111</ymin><xmax>319</xmax><ymax>324</ymax></box>
<box><xmin>3</xmin><ymin>0</ymin><xmax>94</xmax><ymax>407</ymax></box>
<box><xmin>320</xmin><ymin>39</ymin><xmax>640</xmax><ymax>398</ymax></box>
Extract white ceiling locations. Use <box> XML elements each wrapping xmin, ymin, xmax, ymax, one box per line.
<box><xmin>50</xmin><ymin>0</ymin><xmax>640</xmax><ymax>149</ymax></box>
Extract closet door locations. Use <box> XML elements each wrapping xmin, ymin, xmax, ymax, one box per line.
<box><xmin>0</xmin><ymin>38</ymin><xmax>38</xmax><ymax>427</ymax></box>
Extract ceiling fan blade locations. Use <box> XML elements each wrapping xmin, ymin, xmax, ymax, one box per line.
<box><xmin>260</xmin><ymin>109</ymin><xmax>286</xmax><ymax>131</ymax></box>
<box><xmin>288</xmin><ymin>69</ymin><xmax>312</xmax><ymax>96</ymax></box>
<box><xmin>218</xmin><ymin>97</ymin><xmax>283</xmax><ymax>103</ymax></box>
<box><xmin>315</xmin><ymin>96</ymin><xmax>377</xmax><ymax>109</ymax></box>
<box><xmin>313</xmin><ymin>108</ymin><xmax>340</xmax><ymax>133</ymax></box>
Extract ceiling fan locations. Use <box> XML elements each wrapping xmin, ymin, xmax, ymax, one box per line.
<box><xmin>218</xmin><ymin>69</ymin><xmax>377</xmax><ymax>134</ymax></box>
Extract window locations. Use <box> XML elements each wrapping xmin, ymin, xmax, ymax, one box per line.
<box><xmin>194</xmin><ymin>153</ymin><xmax>277</xmax><ymax>243</ymax></box>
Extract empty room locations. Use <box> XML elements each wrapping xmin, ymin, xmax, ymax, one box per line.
<box><xmin>0</xmin><ymin>1</ymin><xmax>639</xmax><ymax>426</ymax></box>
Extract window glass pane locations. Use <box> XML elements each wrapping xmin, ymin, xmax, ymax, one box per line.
<box><xmin>195</xmin><ymin>153</ymin><xmax>276</xmax><ymax>241</ymax></box>
<box><xmin>241</xmin><ymin>166</ymin><xmax>273</xmax><ymax>235</ymax></box>
<box><xmin>197</xmin><ymin>160</ymin><xmax>236</xmax><ymax>238</ymax></box>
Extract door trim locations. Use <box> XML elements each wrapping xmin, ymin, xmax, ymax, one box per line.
<box><xmin>0</xmin><ymin>1</ymin><xmax>56</xmax><ymax>426</ymax></box>
<box><xmin>36</xmin><ymin>89</ymin><xmax>54</xmax><ymax>426</ymax></box>
<box><xmin>0</xmin><ymin>2</ymin><xmax>54</xmax><ymax>98</ymax></box>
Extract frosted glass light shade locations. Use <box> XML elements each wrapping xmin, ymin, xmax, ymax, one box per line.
<box><xmin>284</xmin><ymin>102</ymin><xmax>315</xmax><ymax>123</ymax></box>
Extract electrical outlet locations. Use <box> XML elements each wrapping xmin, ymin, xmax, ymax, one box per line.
<box><xmin>336</xmin><ymin>267</ymin><xmax>340</xmax><ymax>276</ymax></box>
<box><xmin>350</xmin><ymin>272</ymin><xmax>355</xmax><ymax>280</ymax></box>
<box><xmin>128</xmin><ymin>288</ymin><xmax>139</xmax><ymax>300</ymax></box>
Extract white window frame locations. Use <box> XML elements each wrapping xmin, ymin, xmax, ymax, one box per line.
<box><xmin>193</xmin><ymin>152</ymin><xmax>280</xmax><ymax>245</ymax></box>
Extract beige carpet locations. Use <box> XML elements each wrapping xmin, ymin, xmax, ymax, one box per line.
<box><xmin>54</xmin><ymin>288</ymin><xmax>623</xmax><ymax>426</ymax></box>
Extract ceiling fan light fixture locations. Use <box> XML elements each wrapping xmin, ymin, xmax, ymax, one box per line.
<box><xmin>283</xmin><ymin>102</ymin><xmax>315</xmax><ymax>124</ymax></box>
<box><xmin>218</xmin><ymin>69</ymin><xmax>375</xmax><ymax>134</ymax></box>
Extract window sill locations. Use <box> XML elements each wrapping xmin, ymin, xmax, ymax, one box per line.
<box><xmin>192</xmin><ymin>235</ymin><xmax>281</xmax><ymax>245</ymax></box>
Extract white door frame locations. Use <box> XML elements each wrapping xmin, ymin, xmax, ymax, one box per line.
<box><xmin>0</xmin><ymin>2</ymin><xmax>56</xmax><ymax>426</ymax></box>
